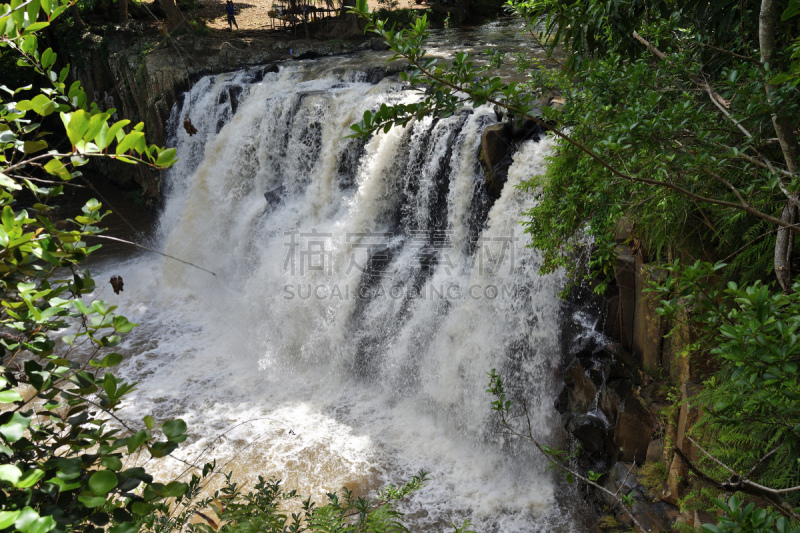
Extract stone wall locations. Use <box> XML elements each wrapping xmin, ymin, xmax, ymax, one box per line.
<box><xmin>557</xmin><ymin>225</ymin><xmax>715</xmax><ymax>530</ymax></box>
<box><xmin>61</xmin><ymin>21</ymin><xmax>379</xmax><ymax>201</ymax></box>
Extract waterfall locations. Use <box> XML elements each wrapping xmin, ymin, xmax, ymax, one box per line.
<box><xmin>100</xmin><ymin>59</ymin><xmax>581</xmax><ymax>532</ymax></box>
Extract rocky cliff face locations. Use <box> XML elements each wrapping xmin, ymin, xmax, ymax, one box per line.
<box><xmin>62</xmin><ymin>20</ymin><xmax>379</xmax><ymax>200</ymax></box>
<box><xmin>557</xmin><ymin>228</ymin><xmax>718</xmax><ymax>530</ymax></box>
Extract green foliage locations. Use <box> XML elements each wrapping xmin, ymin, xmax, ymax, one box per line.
<box><xmin>653</xmin><ymin>261</ymin><xmax>800</xmax><ymax>502</ymax></box>
<box><xmin>637</xmin><ymin>460</ymin><xmax>668</xmax><ymax>495</ymax></box>
<box><xmin>373</xmin><ymin>8</ymin><xmax>423</xmax><ymax>31</ymax></box>
<box><xmin>702</xmin><ymin>496</ymin><xmax>800</xmax><ymax>533</ymax></box>
<box><xmin>139</xmin><ymin>464</ymin><xmax>440</xmax><ymax>533</ymax></box>
<box><xmin>0</xmin><ymin>3</ymin><xmax>189</xmax><ymax>532</ymax></box>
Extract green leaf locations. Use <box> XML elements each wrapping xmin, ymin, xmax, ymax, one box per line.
<box><xmin>0</xmin><ymin>511</ymin><xmax>22</xmax><ymax>530</ymax></box>
<box><xmin>88</xmin><ymin>470</ymin><xmax>117</xmax><ymax>495</ymax></box>
<box><xmin>162</xmin><ymin>419</ymin><xmax>187</xmax><ymax>440</ymax></box>
<box><xmin>109</xmin><ymin>523</ymin><xmax>138</xmax><ymax>533</ymax></box>
<box><xmin>105</xmin><ymin>120</ymin><xmax>130</xmax><ymax>146</ymax></box>
<box><xmin>78</xmin><ymin>494</ymin><xmax>108</xmax><ymax>508</ymax></box>
<box><xmin>116</xmin><ymin>131</ymin><xmax>144</xmax><ymax>155</ymax></box>
<box><xmin>0</xmin><ymin>411</ymin><xmax>32</xmax><ymax>442</ymax></box>
<box><xmin>65</xmin><ymin>109</ymin><xmax>90</xmax><ymax>146</ymax></box>
<box><xmin>0</xmin><ymin>389</ymin><xmax>23</xmax><ymax>403</ymax></box>
<box><xmin>43</xmin><ymin>158</ymin><xmax>70</xmax><ymax>180</ymax></box>
<box><xmin>155</xmin><ymin>147</ymin><xmax>177</xmax><ymax>167</ymax></box>
<box><xmin>90</xmin><ymin>352</ymin><xmax>123</xmax><ymax>368</ymax></box>
<box><xmin>30</xmin><ymin>94</ymin><xmax>54</xmax><ymax>116</ymax></box>
<box><xmin>48</xmin><ymin>477</ymin><xmax>81</xmax><ymax>492</ymax></box>
<box><xmin>84</xmin><ymin>113</ymin><xmax>110</xmax><ymax>143</ymax></box>
<box><xmin>161</xmin><ymin>481</ymin><xmax>188</xmax><ymax>498</ymax></box>
<box><xmin>17</xmin><ymin>468</ymin><xmax>45</xmax><ymax>488</ymax></box>
<box><xmin>782</xmin><ymin>0</ymin><xmax>800</xmax><ymax>20</ymax></box>
<box><xmin>143</xmin><ymin>415</ymin><xmax>155</xmax><ymax>430</ymax></box>
<box><xmin>23</xmin><ymin>140</ymin><xmax>48</xmax><ymax>154</ymax></box>
<box><xmin>0</xmin><ymin>173</ymin><xmax>22</xmax><ymax>191</ymax></box>
<box><xmin>15</xmin><ymin>507</ymin><xmax>56</xmax><ymax>533</ymax></box>
<box><xmin>112</xmin><ymin>316</ymin><xmax>137</xmax><ymax>333</ymax></box>
<box><xmin>101</xmin><ymin>455</ymin><xmax>123</xmax><ymax>471</ymax></box>
<box><xmin>127</xmin><ymin>430</ymin><xmax>150</xmax><ymax>453</ymax></box>
<box><xmin>131</xmin><ymin>502</ymin><xmax>155</xmax><ymax>515</ymax></box>
<box><xmin>40</xmin><ymin>48</ymin><xmax>56</xmax><ymax>69</ymax></box>
<box><xmin>0</xmin><ymin>464</ymin><xmax>23</xmax><ymax>486</ymax></box>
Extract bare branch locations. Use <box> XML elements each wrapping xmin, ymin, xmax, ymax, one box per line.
<box><xmin>633</xmin><ymin>31</ymin><xmax>667</xmax><ymax>60</ymax></box>
<box><xmin>696</xmin><ymin>43</ymin><xmax>764</xmax><ymax>67</ymax></box>
<box><xmin>674</xmin><ymin>439</ymin><xmax>800</xmax><ymax>520</ymax></box>
<box><xmin>84</xmin><ymin>235</ymin><xmax>217</xmax><ymax>276</ymax></box>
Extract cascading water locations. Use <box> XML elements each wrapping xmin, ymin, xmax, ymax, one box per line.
<box><xmin>94</xmin><ymin>56</ymin><xmax>586</xmax><ymax>531</ymax></box>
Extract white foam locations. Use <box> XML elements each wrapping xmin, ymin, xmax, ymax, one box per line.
<box><xmin>88</xmin><ymin>65</ymin><xmax>582</xmax><ymax>532</ymax></box>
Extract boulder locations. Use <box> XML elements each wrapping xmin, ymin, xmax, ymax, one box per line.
<box><xmin>602</xmin><ymin>294</ymin><xmax>621</xmax><ymax>339</ymax></box>
<box><xmin>646</xmin><ymin>439</ymin><xmax>664</xmax><ymax>464</ymax></box>
<box><xmin>566</xmin><ymin>361</ymin><xmax>597</xmax><ymax>413</ymax></box>
<box><xmin>604</xmin><ymin>461</ymin><xmax>680</xmax><ymax>532</ymax></box>
<box><xmin>614</xmin><ymin>245</ymin><xmax>637</xmax><ymax>352</ymax></box>
<box><xmin>480</xmin><ymin>122</ymin><xmax>514</xmax><ymax>198</ymax></box>
<box><xmin>604</xmin><ymin>461</ymin><xmax>640</xmax><ymax>495</ymax></box>
<box><xmin>600</xmin><ymin>378</ymin><xmax>632</xmax><ymax>425</ymax></box>
<box><xmin>567</xmin><ymin>414</ymin><xmax>614</xmax><ymax>459</ymax></box>
<box><xmin>366</xmin><ymin>66</ymin><xmax>386</xmax><ymax>85</ymax></box>
<box><xmin>614</xmin><ymin>396</ymin><xmax>654</xmax><ymax>463</ymax></box>
<box><xmin>480</xmin><ymin>122</ymin><xmax>512</xmax><ymax>173</ymax></box>
<box><xmin>664</xmin><ymin>453</ymin><xmax>686</xmax><ymax>505</ymax></box>
<box><xmin>614</xmin><ymin>215</ymin><xmax>634</xmax><ymax>243</ymax></box>
<box><xmin>627</xmin><ymin>500</ymin><xmax>681</xmax><ymax>532</ymax></box>
<box><xmin>251</xmin><ymin>63</ymin><xmax>279</xmax><ymax>83</ymax></box>
<box><xmin>632</xmin><ymin>261</ymin><xmax>666</xmax><ymax>373</ymax></box>
<box><xmin>509</xmin><ymin>117</ymin><xmax>541</xmax><ymax>142</ymax></box>
<box><xmin>264</xmin><ymin>185</ymin><xmax>286</xmax><ymax>206</ymax></box>
<box><xmin>369</xmin><ymin>37</ymin><xmax>390</xmax><ymax>51</ymax></box>
<box><xmin>601</xmin><ymin>343</ymin><xmax>640</xmax><ymax>385</ymax></box>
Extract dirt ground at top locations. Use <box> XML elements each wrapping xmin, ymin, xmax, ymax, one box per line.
<box><xmin>194</xmin><ymin>0</ymin><xmax>426</xmax><ymax>33</ymax></box>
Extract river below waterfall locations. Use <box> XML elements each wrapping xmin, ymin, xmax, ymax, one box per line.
<box><xmin>84</xmin><ymin>22</ymin><xmax>587</xmax><ymax>532</ymax></box>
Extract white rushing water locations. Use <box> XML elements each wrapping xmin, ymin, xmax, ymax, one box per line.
<box><xmin>91</xmin><ymin>59</ymin><xmax>583</xmax><ymax>531</ymax></box>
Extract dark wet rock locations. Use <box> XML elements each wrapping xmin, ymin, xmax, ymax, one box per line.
<box><xmin>614</xmin><ymin>245</ymin><xmax>637</xmax><ymax>352</ymax></box>
<box><xmin>228</xmin><ymin>86</ymin><xmax>241</xmax><ymax>114</ymax></box>
<box><xmin>602</xmin><ymin>343</ymin><xmax>640</xmax><ymax>385</ymax></box>
<box><xmin>509</xmin><ymin>117</ymin><xmax>542</xmax><ymax>142</ymax></box>
<box><xmin>646</xmin><ymin>438</ymin><xmax>664</xmax><ymax>464</ymax></box>
<box><xmin>613</xmin><ymin>396</ymin><xmax>654</xmax><ymax>463</ymax></box>
<box><xmin>567</xmin><ymin>414</ymin><xmax>614</xmax><ymax>459</ymax></box>
<box><xmin>366</xmin><ymin>66</ymin><xmax>386</xmax><ymax>84</ymax></box>
<box><xmin>264</xmin><ymin>185</ymin><xmax>286</xmax><ymax>206</ymax></box>
<box><xmin>600</xmin><ymin>378</ymin><xmax>633</xmax><ymax>425</ymax></box>
<box><xmin>370</xmin><ymin>37</ymin><xmax>390</xmax><ymax>51</ymax></box>
<box><xmin>565</xmin><ymin>361</ymin><xmax>597</xmax><ymax>413</ymax></box>
<box><xmin>481</xmin><ymin>123</ymin><xmax>512</xmax><ymax>172</ymax></box>
<box><xmin>602</xmin><ymin>461</ymin><xmax>680</xmax><ymax>531</ymax></box>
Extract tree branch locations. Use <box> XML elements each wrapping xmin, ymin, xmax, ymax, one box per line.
<box><xmin>674</xmin><ymin>440</ymin><xmax>800</xmax><ymax>520</ymax></box>
<box><xmin>366</xmin><ymin>24</ymin><xmax>800</xmax><ymax>235</ymax></box>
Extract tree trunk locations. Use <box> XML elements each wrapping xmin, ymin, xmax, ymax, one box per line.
<box><xmin>158</xmin><ymin>0</ymin><xmax>185</xmax><ymax>31</ymax></box>
<box><xmin>761</xmin><ymin>0</ymin><xmax>800</xmax><ymax>291</ymax></box>
<box><xmin>340</xmin><ymin>0</ymin><xmax>358</xmax><ymax>33</ymax></box>
<box><xmin>70</xmin><ymin>3</ymin><xmax>85</xmax><ymax>27</ymax></box>
<box><xmin>119</xmin><ymin>0</ymin><xmax>128</xmax><ymax>24</ymax></box>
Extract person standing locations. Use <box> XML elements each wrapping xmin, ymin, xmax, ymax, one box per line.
<box><xmin>226</xmin><ymin>0</ymin><xmax>238</xmax><ymax>30</ymax></box>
